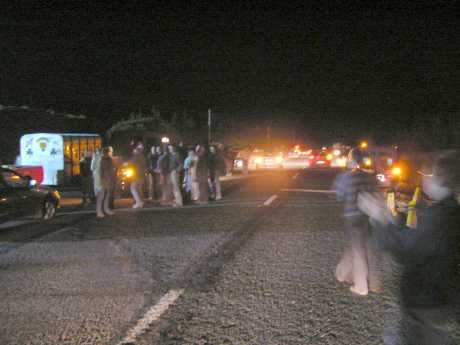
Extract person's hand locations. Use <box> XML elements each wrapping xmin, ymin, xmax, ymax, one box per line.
<box><xmin>396</xmin><ymin>200</ymin><xmax>408</xmax><ymax>213</ymax></box>
<box><xmin>357</xmin><ymin>192</ymin><xmax>390</xmax><ymax>226</ymax></box>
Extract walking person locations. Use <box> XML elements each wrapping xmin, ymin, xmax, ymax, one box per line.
<box><xmin>358</xmin><ymin>151</ymin><xmax>460</xmax><ymax>345</ymax></box>
<box><xmin>195</xmin><ymin>145</ymin><xmax>209</xmax><ymax>204</ymax></box>
<box><xmin>96</xmin><ymin>146</ymin><xmax>116</xmax><ymax>218</ymax></box>
<box><xmin>167</xmin><ymin>144</ymin><xmax>183</xmax><ymax>207</ymax></box>
<box><xmin>130</xmin><ymin>146</ymin><xmax>147</xmax><ymax>208</ymax></box>
<box><xmin>333</xmin><ymin>148</ymin><xmax>380</xmax><ymax>296</ymax></box>
<box><xmin>79</xmin><ymin>151</ymin><xmax>94</xmax><ymax>204</ymax></box>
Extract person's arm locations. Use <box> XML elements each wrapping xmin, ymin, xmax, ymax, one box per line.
<box><xmin>377</xmin><ymin>207</ymin><xmax>442</xmax><ymax>256</ymax></box>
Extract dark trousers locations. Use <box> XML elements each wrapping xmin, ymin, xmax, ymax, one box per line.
<box><xmin>81</xmin><ymin>176</ymin><xmax>94</xmax><ymax>202</ymax></box>
<box><xmin>384</xmin><ymin>306</ymin><xmax>457</xmax><ymax>345</ymax></box>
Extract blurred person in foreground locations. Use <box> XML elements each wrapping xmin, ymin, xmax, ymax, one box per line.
<box><xmin>334</xmin><ymin>148</ymin><xmax>381</xmax><ymax>296</ymax></box>
<box><xmin>97</xmin><ymin>146</ymin><xmax>116</xmax><ymax>218</ymax></box>
<box><xmin>358</xmin><ymin>151</ymin><xmax>460</xmax><ymax>345</ymax></box>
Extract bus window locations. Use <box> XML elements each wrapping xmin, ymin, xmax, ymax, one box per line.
<box><xmin>95</xmin><ymin>137</ymin><xmax>102</xmax><ymax>150</ymax></box>
<box><xmin>72</xmin><ymin>138</ymin><xmax>80</xmax><ymax>175</ymax></box>
<box><xmin>80</xmin><ymin>139</ymin><xmax>88</xmax><ymax>156</ymax></box>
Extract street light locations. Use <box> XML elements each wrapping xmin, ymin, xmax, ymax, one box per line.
<box><xmin>360</xmin><ymin>141</ymin><xmax>368</xmax><ymax>149</ymax></box>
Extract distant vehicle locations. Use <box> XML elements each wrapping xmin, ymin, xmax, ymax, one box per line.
<box><xmin>361</xmin><ymin>146</ymin><xmax>402</xmax><ymax>187</ymax></box>
<box><xmin>250</xmin><ymin>150</ymin><xmax>284</xmax><ymax>170</ymax></box>
<box><xmin>307</xmin><ymin>149</ymin><xmax>332</xmax><ymax>168</ymax></box>
<box><xmin>282</xmin><ymin>151</ymin><xmax>310</xmax><ymax>169</ymax></box>
<box><xmin>0</xmin><ymin>167</ymin><xmax>60</xmax><ymax>223</ymax></box>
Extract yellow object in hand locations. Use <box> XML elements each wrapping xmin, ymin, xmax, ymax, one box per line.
<box><xmin>406</xmin><ymin>187</ymin><xmax>421</xmax><ymax>229</ymax></box>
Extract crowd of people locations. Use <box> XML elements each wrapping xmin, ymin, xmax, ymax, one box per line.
<box><xmin>334</xmin><ymin>148</ymin><xmax>460</xmax><ymax>345</ymax></box>
<box><xmin>79</xmin><ymin>142</ymin><xmax>228</xmax><ymax>218</ymax></box>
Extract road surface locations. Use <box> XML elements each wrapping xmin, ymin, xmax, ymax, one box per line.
<box><xmin>0</xmin><ymin>169</ymin><xmax>436</xmax><ymax>345</ymax></box>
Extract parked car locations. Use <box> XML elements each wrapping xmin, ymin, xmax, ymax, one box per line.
<box><xmin>0</xmin><ymin>167</ymin><xmax>60</xmax><ymax>223</ymax></box>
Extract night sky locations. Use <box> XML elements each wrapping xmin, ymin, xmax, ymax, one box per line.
<box><xmin>2</xmin><ymin>1</ymin><xmax>459</xmax><ymax>144</ymax></box>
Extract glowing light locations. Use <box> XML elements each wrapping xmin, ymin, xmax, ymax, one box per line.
<box><xmin>337</xmin><ymin>158</ymin><xmax>347</xmax><ymax>167</ymax></box>
<box><xmin>364</xmin><ymin>158</ymin><xmax>372</xmax><ymax>167</ymax></box>
<box><xmin>391</xmin><ymin>166</ymin><xmax>402</xmax><ymax>176</ymax></box>
<box><xmin>326</xmin><ymin>153</ymin><xmax>333</xmax><ymax>160</ymax></box>
<box><xmin>161</xmin><ymin>137</ymin><xmax>170</xmax><ymax>144</ymax></box>
<box><xmin>275</xmin><ymin>156</ymin><xmax>283</xmax><ymax>164</ymax></box>
<box><xmin>333</xmin><ymin>149</ymin><xmax>341</xmax><ymax>156</ymax></box>
<box><xmin>360</xmin><ymin>141</ymin><xmax>368</xmax><ymax>149</ymax></box>
<box><xmin>123</xmin><ymin>168</ymin><xmax>134</xmax><ymax>178</ymax></box>
<box><xmin>254</xmin><ymin>156</ymin><xmax>263</xmax><ymax>164</ymax></box>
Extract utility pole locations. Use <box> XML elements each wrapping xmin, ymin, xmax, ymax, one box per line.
<box><xmin>208</xmin><ymin>108</ymin><xmax>212</xmax><ymax>145</ymax></box>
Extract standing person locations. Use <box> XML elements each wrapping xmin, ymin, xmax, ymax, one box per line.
<box><xmin>208</xmin><ymin>145</ymin><xmax>226</xmax><ymax>200</ymax></box>
<box><xmin>157</xmin><ymin>145</ymin><xmax>171</xmax><ymax>204</ymax></box>
<box><xmin>333</xmin><ymin>148</ymin><xmax>380</xmax><ymax>296</ymax></box>
<box><xmin>183</xmin><ymin>148</ymin><xmax>196</xmax><ymax>203</ymax></box>
<box><xmin>130</xmin><ymin>146</ymin><xmax>147</xmax><ymax>208</ymax></box>
<box><xmin>195</xmin><ymin>145</ymin><xmax>209</xmax><ymax>204</ymax></box>
<box><xmin>91</xmin><ymin>149</ymin><xmax>102</xmax><ymax>198</ymax></box>
<box><xmin>358</xmin><ymin>151</ymin><xmax>460</xmax><ymax>345</ymax></box>
<box><xmin>79</xmin><ymin>151</ymin><xmax>94</xmax><ymax>204</ymax></box>
<box><xmin>168</xmin><ymin>144</ymin><xmax>183</xmax><ymax>207</ymax></box>
<box><xmin>97</xmin><ymin>146</ymin><xmax>116</xmax><ymax>218</ymax></box>
<box><xmin>147</xmin><ymin>145</ymin><xmax>161</xmax><ymax>202</ymax></box>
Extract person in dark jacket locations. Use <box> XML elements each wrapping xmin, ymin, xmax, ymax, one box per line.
<box><xmin>208</xmin><ymin>145</ymin><xmax>226</xmax><ymax>200</ymax></box>
<box><xmin>195</xmin><ymin>145</ymin><xmax>209</xmax><ymax>204</ymax></box>
<box><xmin>147</xmin><ymin>146</ymin><xmax>162</xmax><ymax>201</ymax></box>
<box><xmin>97</xmin><ymin>146</ymin><xmax>116</xmax><ymax>218</ymax></box>
<box><xmin>358</xmin><ymin>150</ymin><xmax>460</xmax><ymax>345</ymax></box>
<box><xmin>333</xmin><ymin>148</ymin><xmax>380</xmax><ymax>296</ymax></box>
<box><xmin>79</xmin><ymin>151</ymin><xmax>94</xmax><ymax>204</ymax></box>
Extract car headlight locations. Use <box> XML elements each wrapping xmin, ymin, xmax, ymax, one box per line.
<box><xmin>235</xmin><ymin>160</ymin><xmax>243</xmax><ymax>168</ymax></box>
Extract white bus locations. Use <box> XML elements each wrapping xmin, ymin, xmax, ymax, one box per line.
<box><xmin>20</xmin><ymin>133</ymin><xmax>102</xmax><ymax>185</ymax></box>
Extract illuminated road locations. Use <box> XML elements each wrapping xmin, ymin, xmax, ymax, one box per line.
<box><xmin>0</xmin><ymin>169</ymin><xmax>407</xmax><ymax>345</ymax></box>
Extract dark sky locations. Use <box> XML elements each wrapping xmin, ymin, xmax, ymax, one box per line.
<box><xmin>2</xmin><ymin>1</ymin><xmax>459</xmax><ymax>142</ymax></box>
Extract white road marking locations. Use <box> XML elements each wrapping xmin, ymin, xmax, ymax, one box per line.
<box><xmin>261</xmin><ymin>194</ymin><xmax>278</xmax><ymax>207</ymax></box>
<box><xmin>119</xmin><ymin>288</ymin><xmax>185</xmax><ymax>345</ymax></box>
<box><xmin>282</xmin><ymin>188</ymin><xmax>336</xmax><ymax>194</ymax></box>
<box><xmin>292</xmin><ymin>173</ymin><xmax>299</xmax><ymax>180</ymax></box>
<box><xmin>0</xmin><ymin>219</ymin><xmax>35</xmax><ymax>229</ymax></box>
